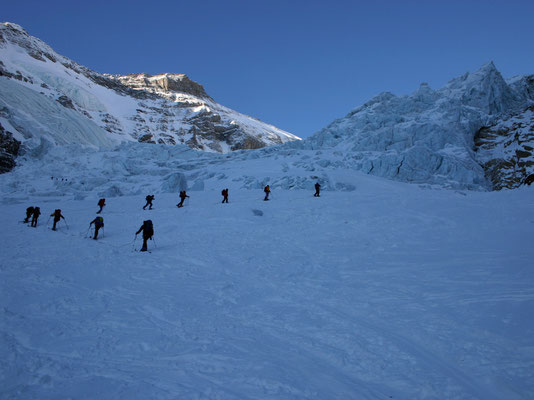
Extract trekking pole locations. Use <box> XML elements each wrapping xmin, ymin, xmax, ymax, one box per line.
<box><xmin>63</xmin><ymin>219</ymin><xmax>70</xmax><ymax>230</ymax></box>
<box><xmin>46</xmin><ymin>216</ymin><xmax>52</xmax><ymax>227</ymax></box>
<box><xmin>102</xmin><ymin>227</ymin><xmax>105</xmax><ymax>238</ymax></box>
<box><xmin>84</xmin><ymin>226</ymin><xmax>91</xmax><ymax>238</ymax></box>
<box><xmin>132</xmin><ymin>235</ymin><xmax>137</xmax><ymax>252</ymax></box>
<box><xmin>152</xmin><ymin>236</ymin><xmax>157</xmax><ymax>248</ymax></box>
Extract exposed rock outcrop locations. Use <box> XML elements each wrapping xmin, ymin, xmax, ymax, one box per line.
<box><xmin>474</xmin><ymin>106</ymin><xmax>534</xmax><ymax>189</ymax></box>
<box><xmin>114</xmin><ymin>73</ymin><xmax>210</xmax><ymax>99</ymax></box>
<box><xmin>0</xmin><ymin>122</ymin><xmax>20</xmax><ymax>173</ymax></box>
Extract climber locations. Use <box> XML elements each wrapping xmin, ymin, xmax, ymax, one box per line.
<box><xmin>143</xmin><ymin>195</ymin><xmax>155</xmax><ymax>210</ymax></box>
<box><xmin>31</xmin><ymin>207</ymin><xmax>41</xmax><ymax>227</ymax></box>
<box><xmin>177</xmin><ymin>191</ymin><xmax>189</xmax><ymax>208</ymax></box>
<box><xmin>135</xmin><ymin>220</ymin><xmax>154</xmax><ymax>252</ymax></box>
<box><xmin>221</xmin><ymin>188</ymin><xmax>229</xmax><ymax>203</ymax></box>
<box><xmin>89</xmin><ymin>216</ymin><xmax>104</xmax><ymax>240</ymax></box>
<box><xmin>97</xmin><ymin>198</ymin><xmax>106</xmax><ymax>214</ymax></box>
<box><xmin>24</xmin><ymin>206</ymin><xmax>35</xmax><ymax>223</ymax></box>
<box><xmin>314</xmin><ymin>182</ymin><xmax>321</xmax><ymax>197</ymax></box>
<box><xmin>264</xmin><ymin>185</ymin><xmax>270</xmax><ymax>201</ymax></box>
<box><xmin>50</xmin><ymin>209</ymin><xmax>65</xmax><ymax>231</ymax></box>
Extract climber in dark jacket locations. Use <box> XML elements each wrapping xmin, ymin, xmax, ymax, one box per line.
<box><xmin>221</xmin><ymin>188</ymin><xmax>229</xmax><ymax>204</ymax></box>
<box><xmin>90</xmin><ymin>216</ymin><xmax>104</xmax><ymax>240</ymax></box>
<box><xmin>314</xmin><ymin>182</ymin><xmax>321</xmax><ymax>197</ymax></box>
<box><xmin>143</xmin><ymin>195</ymin><xmax>155</xmax><ymax>210</ymax></box>
<box><xmin>31</xmin><ymin>207</ymin><xmax>41</xmax><ymax>227</ymax></box>
<box><xmin>136</xmin><ymin>220</ymin><xmax>154</xmax><ymax>252</ymax></box>
<box><xmin>177</xmin><ymin>191</ymin><xmax>189</xmax><ymax>208</ymax></box>
<box><xmin>24</xmin><ymin>206</ymin><xmax>35</xmax><ymax>223</ymax></box>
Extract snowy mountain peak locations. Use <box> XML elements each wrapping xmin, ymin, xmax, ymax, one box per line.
<box><xmin>445</xmin><ymin>61</ymin><xmax>503</xmax><ymax>90</ymax></box>
<box><xmin>441</xmin><ymin>61</ymin><xmax>519</xmax><ymax>114</ymax></box>
<box><xmin>300</xmin><ymin>63</ymin><xmax>533</xmax><ymax>190</ymax></box>
<box><xmin>1</xmin><ymin>22</ymin><xmax>27</xmax><ymax>34</ymax></box>
<box><xmin>0</xmin><ymin>22</ymin><xmax>300</xmax><ymax>153</ymax></box>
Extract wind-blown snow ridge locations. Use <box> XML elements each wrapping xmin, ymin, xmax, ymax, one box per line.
<box><xmin>0</xmin><ymin>21</ymin><xmax>300</xmax><ymax>152</ymax></box>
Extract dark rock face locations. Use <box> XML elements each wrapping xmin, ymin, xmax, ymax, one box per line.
<box><xmin>138</xmin><ymin>134</ymin><xmax>156</xmax><ymax>144</ymax></box>
<box><xmin>232</xmin><ymin>135</ymin><xmax>269</xmax><ymax>151</ymax></box>
<box><xmin>56</xmin><ymin>95</ymin><xmax>75</xmax><ymax>109</ymax></box>
<box><xmin>0</xmin><ymin>122</ymin><xmax>20</xmax><ymax>173</ymax></box>
<box><xmin>474</xmin><ymin>106</ymin><xmax>534</xmax><ymax>189</ymax></box>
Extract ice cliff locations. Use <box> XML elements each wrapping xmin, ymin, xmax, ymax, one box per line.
<box><xmin>298</xmin><ymin>62</ymin><xmax>534</xmax><ymax>189</ymax></box>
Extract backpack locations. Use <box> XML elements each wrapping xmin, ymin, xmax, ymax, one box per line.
<box><xmin>144</xmin><ymin>220</ymin><xmax>154</xmax><ymax>238</ymax></box>
<box><xmin>95</xmin><ymin>216</ymin><xmax>104</xmax><ymax>228</ymax></box>
<box><xmin>146</xmin><ymin>195</ymin><xmax>150</xmax><ymax>201</ymax></box>
<box><xmin>221</xmin><ymin>189</ymin><xmax>225</xmax><ymax>196</ymax></box>
<box><xmin>98</xmin><ymin>198</ymin><xmax>105</xmax><ymax>206</ymax></box>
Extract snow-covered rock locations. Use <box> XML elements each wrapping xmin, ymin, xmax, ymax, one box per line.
<box><xmin>0</xmin><ymin>22</ymin><xmax>300</xmax><ymax>152</ymax></box>
<box><xmin>474</xmin><ymin>105</ymin><xmax>534</xmax><ymax>189</ymax></box>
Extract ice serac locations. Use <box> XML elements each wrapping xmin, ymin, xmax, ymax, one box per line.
<box><xmin>0</xmin><ymin>22</ymin><xmax>300</xmax><ymax>153</ymax></box>
<box><xmin>300</xmin><ymin>62</ymin><xmax>534</xmax><ymax>190</ymax></box>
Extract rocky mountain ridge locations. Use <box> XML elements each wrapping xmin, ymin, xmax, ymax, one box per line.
<box><xmin>0</xmin><ymin>22</ymin><xmax>300</xmax><ymax>158</ymax></box>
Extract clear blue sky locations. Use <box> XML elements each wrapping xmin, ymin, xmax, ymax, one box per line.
<box><xmin>3</xmin><ymin>0</ymin><xmax>534</xmax><ymax>138</ymax></box>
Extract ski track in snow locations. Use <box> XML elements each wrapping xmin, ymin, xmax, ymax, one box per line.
<box><xmin>1</xmin><ymin>184</ymin><xmax>534</xmax><ymax>399</ymax></box>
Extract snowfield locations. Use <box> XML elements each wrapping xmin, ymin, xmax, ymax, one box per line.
<box><xmin>1</xmin><ymin>172</ymin><xmax>533</xmax><ymax>399</ymax></box>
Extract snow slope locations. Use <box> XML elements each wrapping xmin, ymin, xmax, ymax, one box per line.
<box><xmin>1</xmin><ymin>177</ymin><xmax>533</xmax><ymax>399</ymax></box>
<box><xmin>0</xmin><ymin>22</ymin><xmax>300</xmax><ymax>152</ymax></box>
